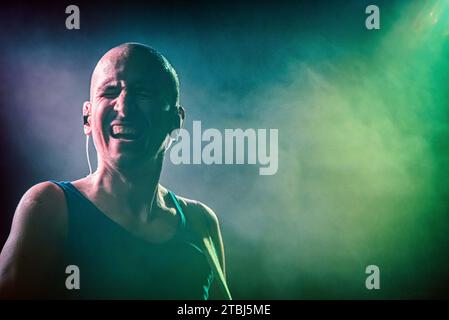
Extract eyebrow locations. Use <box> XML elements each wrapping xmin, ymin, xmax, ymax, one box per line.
<box><xmin>96</xmin><ymin>79</ymin><xmax>119</xmax><ymax>91</ymax></box>
<box><xmin>96</xmin><ymin>79</ymin><xmax>158</xmax><ymax>91</ymax></box>
<box><xmin>133</xmin><ymin>85</ymin><xmax>158</xmax><ymax>94</ymax></box>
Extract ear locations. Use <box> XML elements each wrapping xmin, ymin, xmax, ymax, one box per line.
<box><xmin>177</xmin><ymin>105</ymin><xmax>185</xmax><ymax>129</ymax></box>
<box><xmin>83</xmin><ymin>101</ymin><xmax>92</xmax><ymax>136</ymax></box>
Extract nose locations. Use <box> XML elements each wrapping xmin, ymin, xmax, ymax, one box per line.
<box><xmin>113</xmin><ymin>89</ymin><xmax>137</xmax><ymax>118</ymax></box>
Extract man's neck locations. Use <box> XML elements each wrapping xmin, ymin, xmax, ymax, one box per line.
<box><xmin>89</xmin><ymin>158</ymin><xmax>164</xmax><ymax>222</ymax></box>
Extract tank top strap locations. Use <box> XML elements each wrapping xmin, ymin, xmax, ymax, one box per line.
<box><xmin>49</xmin><ymin>180</ymin><xmax>71</xmax><ymax>193</ymax></box>
<box><xmin>48</xmin><ymin>180</ymin><xmax>81</xmax><ymax>212</ymax></box>
<box><xmin>167</xmin><ymin>190</ymin><xmax>187</xmax><ymax>228</ymax></box>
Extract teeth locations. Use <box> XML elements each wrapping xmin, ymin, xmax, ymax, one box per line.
<box><xmin>112</xmin><ymin>125</ymin><xmax>138</xmax><ymax>135</ymax></box>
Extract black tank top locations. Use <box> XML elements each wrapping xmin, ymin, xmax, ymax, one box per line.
<box><xmin>50</xmin><ymin>180</ymin><xmax>213</xmax><ymax>299</ymax></box>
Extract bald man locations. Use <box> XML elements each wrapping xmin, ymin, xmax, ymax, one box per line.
<box><xmin>0</xmin><ymin>43</ymin><xmax>232</xmax><ymax>300</ymax></box>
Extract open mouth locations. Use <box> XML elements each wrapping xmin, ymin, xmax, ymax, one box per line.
<box><xmin>110</xmin><ymin>124</ymin><xmax>143</xmax><ymax>140</ymax></box>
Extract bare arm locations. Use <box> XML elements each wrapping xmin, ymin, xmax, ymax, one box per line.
<box><xmin>198</xmin><ymin>203</ymin><xmax>226</xmax><ymax>277</ymax></box>
<box><xmin>191</xmin><ymin>202</ymin><xmax>229</xmax><ymax>300</ymax></box>
<box><xmin>0</xmin><ymin>182</ymin><xmax>68</xmax><ymax>299</ymax></box>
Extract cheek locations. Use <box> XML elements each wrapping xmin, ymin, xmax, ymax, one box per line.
<box><xmin>144</xmin><ymin>110</ymin><xmax>173</xmax><ymax>130</ymax></box>
<box><xmin>91</xmin><ymin>105</ymin><xmax>114</xmax><ymax>141</ymax></box>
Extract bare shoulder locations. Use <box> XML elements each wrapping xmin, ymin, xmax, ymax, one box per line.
<box><xmin>1</xmin><ymin>180</ymin><xmax>69</xmax><ymax>255</ymax></box>
<box><xmin>20</xmin><ymin>181</ymin><xmax>66</xmax><ymax>208</ymax></box>
<box><xmin>0</xmin><ymin>181</ymin><xmax>68</xmax><ymax>298</ymax></box>
<box><xmin>168</xmin><ymin>192</ymin><xmax>220</xmax><ymax>232</ymax></box>
<box><xmin>13</xmin><ymin>181</ymin><xmax>68</xmax><ymax>232</ymax></box>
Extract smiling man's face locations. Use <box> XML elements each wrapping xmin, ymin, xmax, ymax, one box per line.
<box><xmin>85</xmin><ymin>44</ymin><xmax>179</xmax><ymax>170</ymax></box>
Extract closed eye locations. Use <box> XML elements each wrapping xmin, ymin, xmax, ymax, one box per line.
<box><xmin>135</xmin><ymin>92</ymin><xmax>155</xmax><ymax>99</ymax></box>
<box><xmin>98</xmin><ymin>85</ymin><xmax>121</xmax><ymax>99</ymax></box>
<box><xmin>101</xmin><ymin>90</ymin><xmax>120</xmax><ymax>99</ymax></box>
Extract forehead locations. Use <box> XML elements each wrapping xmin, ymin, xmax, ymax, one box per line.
<box><xmin>91</xmin><ymin>49</ymin><xmax>170</xmax><ymax>92</ymax></box>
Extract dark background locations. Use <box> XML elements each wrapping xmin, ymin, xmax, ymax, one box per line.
<box><xmin>1</xmin><ymin>0</ymin><xmax>448</xmax><ymax>299</ymax></box>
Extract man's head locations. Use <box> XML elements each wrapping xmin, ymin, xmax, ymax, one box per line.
<box><xmin>83</xmin><ymin>43</ymin><xmax>185</xmax><ymax>170</ymax></box>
